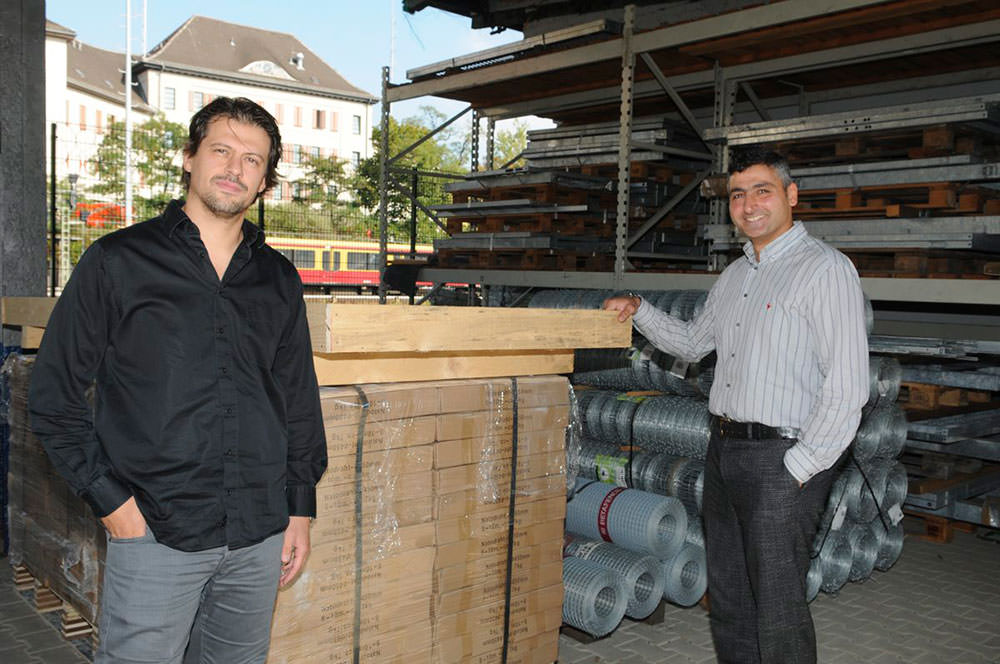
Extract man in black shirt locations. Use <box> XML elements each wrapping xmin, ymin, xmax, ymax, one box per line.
<box><xmin>30</xmin><ymin>97</ymin><xmax>327</xmax><ymax>663</ymax></box>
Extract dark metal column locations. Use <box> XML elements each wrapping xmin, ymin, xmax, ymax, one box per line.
<box><xmin>613</xmin><ymin>4</ymin><xmax>636</xmax><ymax>289</ymax></box>
<box><xmin>378</xmin><ymin>66</ymin><xmax>391</xmax><ymax>304</ymax></box>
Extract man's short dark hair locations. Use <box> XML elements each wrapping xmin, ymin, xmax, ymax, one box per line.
<box><xmin>182</xmin><ymin>97</ymin><xmax>282</xmax><ymax>196</ymax></box>
<box><xmin>728</xmin><ymin>146</ymin><xmax>792</xmax><ymax>188</ymax></box>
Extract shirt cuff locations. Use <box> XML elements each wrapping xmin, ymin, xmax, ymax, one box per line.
<box><xmin>632</xmin><ymin>297</ymin><xmax>655</xmax><ymax>328</ymax></box>
<box><xmin>783</xmin><ymin>444</ymin><xmax>818</xmax><ymax>485</ymax></box>
<box><xmin>286</xmin><ymin>484</ymin><xmax>318</xmax><ymax>518</ymax></box>
<box><xmin>83</xmin><ymin>472</ymin><xmax>134</xmax><ymax>518</ymax></box>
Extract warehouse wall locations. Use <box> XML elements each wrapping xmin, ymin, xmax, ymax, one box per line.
<box><xmin>0</xmin><ymin>0</ymin><xmax>48</xmax><ymax>345</ymax></box>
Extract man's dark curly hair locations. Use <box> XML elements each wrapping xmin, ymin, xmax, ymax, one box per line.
<box><xmin>182</xmin><ymin>97</ymin><xmax>282</xmax><ymax>197</ymax></box>
<box><xmin>728</xmin><ymin>146</ymin><xmax>792</xmax><ymax>188</ymax></box>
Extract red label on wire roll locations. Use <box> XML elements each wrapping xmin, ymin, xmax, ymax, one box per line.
<box><xmin>596</xmin><ymin>486</ymin><xmax>626</xmax><ymax>542</ymax></box>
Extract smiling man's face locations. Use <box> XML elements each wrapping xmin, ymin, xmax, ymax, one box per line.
<box><xmin>728</xmin><ymin>163</ymin><xmax>798</xmax><ymax>257</ymax></box>
<box><xmin>182</xmin><ymin>116</ymin><xmax>269</xmax><ymax>220</ymax></box>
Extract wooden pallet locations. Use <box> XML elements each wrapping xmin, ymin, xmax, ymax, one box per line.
<box><xmin>437</xmin><ymin>248</ymin><xmax>613</xmax><ymax>271</ymax></box>
<box><xmin>846</xmin><ymin>250</ymin><xmax>1000</xmax><ymax>279</ymax></box>
<box><xmin>898</xmin><ymin>382</ymin><xmax>993</xmax><ymax>410</ymax></box>
<box><xmin>796</xmin><ymin>182</ymin><xmax>1000</xmax><ymax>219</ymax></box>
<box><xmin>10</xmin><ymin>565</ymin><xmax>97</xmax><ymax>640</ymax></box>
<box><xmin>903</xmin><ymin>510</ymin><xmax>977</xmax><ymax>543</ymax></box>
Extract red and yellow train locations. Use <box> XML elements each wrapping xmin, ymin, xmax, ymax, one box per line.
<box><xmin>266</xmin><ymin>236</ymin><xmax>432</xmax><ymax>289</ymax></box>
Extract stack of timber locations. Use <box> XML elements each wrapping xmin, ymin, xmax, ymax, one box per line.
<box><xmin>3</xmin><ymin>297</ymin><xmax>631</xmax><ymax>662</ymax></box>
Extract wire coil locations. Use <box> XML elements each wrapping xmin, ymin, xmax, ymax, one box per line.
<box><xmin>564</xmin><ymin>536</ymin><xmax>666</xmax><ymax>620</ymax></box>
<box><xmin>874</xmin><ymin>522</ymin><xmax>905</xmax><ymax>571</ymax></box>
<box><xmin>567</xmin><ymin>480</ymin><xmax>688</xmax><ymax>559</ymax></box>
<box><xmin>881</xmin><ymin>462</ymin><xmax>908</xmax><ymax>510</ymax></box>
<box><xmin>806</xmin><ymin>557</ymin><xmax>823</xmax><ymax>603</ymax></box>
<box><xmin>846</xmin><ymin>522</ymin><xmax>880</xmax><ymax>582</ymax></box>
<box><xmin>817</xmin><ymin>527</ymin><xmax>853</xmax><ymax>593</ymax></box>
<box><xmin>561</xmin><ymin>556</ymin><xmax>629</xmax><ymax>637</ymax></box>
<box><xmin>868</xmin><ymin>355</ymin><xmax>902</xmax><ymax>406</ymax></box>
<box><xmin>633</xmin><ymin>396</ymin><xmax>712</xmax><ymax>459</ymax></box>
<box><xmin>661</xmin><ymin>542</ymin><xmax>708</xmax><ymax>607</ymax></box>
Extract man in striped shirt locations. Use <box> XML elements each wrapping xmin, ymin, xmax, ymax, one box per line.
<box><xmin>605</xmin><ymin>147</ymin><xmax>869</xmax><ymax>663</ymax></box>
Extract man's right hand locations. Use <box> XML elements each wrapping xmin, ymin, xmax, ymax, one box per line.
<box><xmin>603</xmin><ymin>295</ymin><xmax>642</xmax><ymax>323</ymax></box>
<box><xmin>100</xmin><ymin>496</ymin><xmax>147</xmax><ymax>539</ymax></box>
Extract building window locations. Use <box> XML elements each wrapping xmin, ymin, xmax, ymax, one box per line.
<box><xmin>314</xmin><ymin>110</ymin><xmax>325</xmax><ymax>130</ymax></box>
<box><xmin>192</xmin><ymin>91</ymin><xmax>204</xmax><ymax>110</ymax></box>
<box><xmin>292</xmin><ymin>145</ymin><xmax>303</xmax><ymax>164</ymax></box>
<box><xmin>80</xmin><ymin>105</ymin><xmax>87</xmax><ymax>130</ymax></box>
<box><xmin>352</xmin><ymin>114</ymin><xmax>362</xmax><ymax>134</ymax></box>
<box><xmin>275</xmin><ymin>104</ymin><xmax>284</xmax><ymax>124</ymax></box>
<box><xmin>352</xmin><ymin>151</ymin><xmax>361</xmax><ymax>168</ymax></box>
<box><xmin>309</xmin><ymin>146</ymin><xmax>321</xmax><ymax>161</ymax></box>
<box><xmin>294</xmin><ymin>106</ymin><xmax>303</xmax><ymax>127</ymax></box>
<box><xmin>163</xmin><ymin>86</ymin><xmax>176</xmax><ymax>110</ymax></box>
<box><xmin>329</xmin><ymin>112</ymin><xmax>338</xmax><ymax>131</ymax></box>
<box><xmin>96</xmin><ymin>110</ymin><xmax>103</xmax><ymax>134</ymax></box>
<box><xmin>272</xmin><ymin>185</ymin><xmax>282</xmax><ymax>201</ymax></box>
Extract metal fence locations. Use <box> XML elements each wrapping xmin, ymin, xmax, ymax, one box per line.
<box><xmin>45</xmin><ymin>121</ymin><xmax>449</xmax><ymax>293</ymax></box>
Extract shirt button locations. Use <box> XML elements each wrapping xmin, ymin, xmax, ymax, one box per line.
<box><xmin>726</xmin><ymin>383</ymin><xmax>731</xmax><ymax>388</ymax></box>
<box><xmin>225</xmin><ymin>407</ymin><xmax>233</xmax><ymax>415</ymax></box>
<box><xmin>743</xmin><ymin>293</ymin><xmax>747</xmax><ymax>298</ymax></box>
<box><xmin>220</xmin><ymin>367</ymin><xmax>228</xmax><ymax>375</ymax></box>
<box><xmin>225</xmin><ymin>449</ymin><xmax>235</xmax><ymax>456</ymax></box>
<box><xmin>735</xmin><ymin>323</ymin><xmax>741</xmax><ymax>328</ymax></box>
<box><xmin>730</xmin><ymin>353</ymin><xmax>735</xmax><ymax>358</ymax></box>
<box><xmin>217</xmin><ymin>326</ymin><xmax>224</xmax><ymax>335</ymax></box>
<box><xmin>226</xmin><ymin>489</ymin><xmax>234</xmax><ymax>496</ymax></box>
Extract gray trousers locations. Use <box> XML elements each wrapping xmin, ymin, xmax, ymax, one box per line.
<box><xmin>96</xmin><ymin>529</ymin><xmax>284</xmax><ymax>664</ymax></box>
<box><xmin>703</xmin><ymin>432</ymin><xmax>838</xmax><ymax>664</ymax></box>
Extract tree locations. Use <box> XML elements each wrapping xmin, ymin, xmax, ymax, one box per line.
<box><xmin>351</xmin><ymin>109</ymin><xmax>461</xmax><ymax>243</ymax></box>
<box><xmin>298</xmin><ymin>154</ymin><xmax>352</xmax><ymax>207</ymax></box>
<box><xmin>89</xmin><ymin>113</ymin><xmax>186</xmax><ymax>217</ymax></box>
<box><xmin>492</xmin><ymin>119</ymin><xmax>529</xmax><ymax>169</ymax></box>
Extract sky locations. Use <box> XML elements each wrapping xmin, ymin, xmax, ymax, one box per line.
<box><xmin>45</xmin><ymin>0</ymin><xmax>532</xmax><ymax>124</ymax></box>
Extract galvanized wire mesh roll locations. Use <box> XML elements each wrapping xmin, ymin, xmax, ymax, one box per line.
<box><xmin>874</xmin><ymin>521</ymin><xmax>905</xmax><ymax>571</ymax></box>
<box><xmin>577</xmin><ymin>438</ymin><xmax>634</xmax><ymax>486</ymax></box>
<box><xmin>844</xmin><ymin>462</ymin><xmax>888</xmax><ymax>524</ymax></box>
<box><xmin>817</xmin><ymin>527</ymin><xmax>853</xmax><ymax>593</ymax></box>
<box><xmin>632</xmin><ymin>396</ymin><xmax>711</xmax><ymax>459</ymax></box>
<box><xmin>661</xmin><ymin>543</ymin><xmax>707</xmax><ymax>607</ymax></box>
<box><xmin>653</xmin><ymin>290</ymin><xmax>681</xmax><ymax>313</ymax></box>
<box><xmin>875</xmin><ymin>404</ymin><xmax>908</xmax><ymax>460</ymax></box>
<box><xmin>685</xmin><ymin>515</ymin><xmax>704</xmax><ymax>548</ymax></box>
<box><xmin>577</xmin><ymin>390</ymin><xmax>641</xmax><ymax>445</ymax></box>
<box><xmin>814</xmin><ymin>472</ymin><xmax>849</xmax><ymax>552</ymax></box>
<box><xmin>806</xmin><ymin>557</ymin><xmax>823</xmax><ymax>603</ymax></box>
<box><xmin>846</xmin><ymin>522</ymin><xmax>880</xmax><ymax>582</ymax></box>
<box><xmin>881</xmin><ymin>462</ymin><xmax>908</xmax><ymax>509</ymax></box>
<box><xmin>868</xmin><ymin>356</ymin><xmax>902</xmax><ymax>406</ymax></box>
<box><xmin>564</xmin><ymin>537</ymin><xmax>666</xmax><ymax>619</ymax></box>
<box><xmin>669</xmin><ymin>290</ymin><xmax>708</xmax><ymax>322</ymax></box>
<box><xmin>864</xmin><ymin>295</ymin><xmax>874</xmax><ymax>336</ymax></box>
<box><xmin>567</xmin><ymin>480</ymin><xmax>688</xmax><ymax>559</ymax></box>
<box><xmin>561</xmin><ymin>556</ymin><xmax>629</xmax><ymax>637</ymax></box>
<box><xmin>696</xmin><ymin>366</ymin><xmax>714</xmax><ymax>397</ymax></box>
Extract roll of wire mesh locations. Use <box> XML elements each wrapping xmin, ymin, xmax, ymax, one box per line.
<box><xmin>881</xmin><ymin>462</ymin><xmax>908</xmax><ymax>509</ymax></box>
<box><xmin>576</xmin><ymin>438</ymin><xmax>637</xmax><ymax>487</ymax></box>
<box><xmin>661</xmin><ymin>542</ymin><xmax>708</xmax><ymax>607</ymax></box>
<box><xmin>874</xmin><ymin>521</ymin><xmax>905</xmax><ymax>571</ymax></box>
<box><xmin>561</xmin><ymin>556</ymin><xmax>629</xmax><ymax>637</ymax></box>
<box><xmin>632</xmin><ymin>395</ymin><xmax>712</xmax><ymax>459</ymax></box>
<box><xmin>817</xmin><ymin>527</ymin><xmax>853</xmax><ymax>593</ymax></box>
<box><xmin>868</xmin><ymin>355</ymin><xmax>902</xmax><ymax>406</ymax></box>
<box><xmin>669</xmin><ymin>290</ymin><xmax>708</xmax><ymax>322</ymax></box>
<box><xmin>844</xmin><ymin>462</ymin><xmax>889</xmax><ymax>524</ymax></box>
<box><xmin>846</xmin><ymin>521</ymin><xmax>880</xmax><ymax>582</ymax></box>
<box><xmin>685</xmin><ymin>515</ymin><xmax>704</xmax><ymax>548</ymax></box>
<box><xmin>806</xmin><ymin>557</ymin><xmax>823</xmax><ymax>603</ymax></box>
<box><xmin>875</xmin><ymin>404</ymin><xmax>908</xmax><ymax>459</ymax></box>
<box><xmin>577</xmin><ymin>390</ymin><xmax>640</xmax><ymax>445</ymax></box>
<box><xmin>567</xmin><ymin>479</ymin><xmax>688</xmax><ymax>559</ymax></box>
<box><xmin>564</xmin><ymin>536</ymin><xmax>666</xmax><ymax>620</ymax></box>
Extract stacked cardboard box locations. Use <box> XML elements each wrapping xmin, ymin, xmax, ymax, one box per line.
<box><xmin>4</xmin><ymin>355</ymin><xmax>105</xmax><ymax>626</ymax></box>
<box><xmin>268</xmin><ymin>375</ymin><xmax>569</xmax><ymax>664</ymax></box>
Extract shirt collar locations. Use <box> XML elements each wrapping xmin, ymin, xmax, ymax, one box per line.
<box><xmin>160</xmin><ymin>199</ymin><xmax>266</xmax><ymax>249</ymax></box>
<box><xmin>742</xmin><ymin>220</ymin><xmax>807</xmax><ymax>265</ymax></box>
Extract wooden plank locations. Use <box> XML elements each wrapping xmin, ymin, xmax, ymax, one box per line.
<box><xmin>19</xmin><ymin>326</ymin><xmax>45</xmax><ymax>350</ymax></box>
<box><xmin>317</xmin><ymin>305</ymin><xmax>630</xmax><ymax>354</ymax></box>
<box><xmin>1</xmin><ymin>297</ymin><xmax>57</xmax><ymax>327</ymax></box>
<box><xmin>312</xmin><ymin>350</ymin><xmax>574</xmax><ymax>385</ymax></box>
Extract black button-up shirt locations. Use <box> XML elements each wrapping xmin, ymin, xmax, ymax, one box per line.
<box><xmin>29</xmin><ymin>200</ymin><xmax>327</xmax><ymax>552</ymax></box>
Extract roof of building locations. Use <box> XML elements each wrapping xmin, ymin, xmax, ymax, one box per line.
<box><xmin>65</xmin><ymin>40</ymin><xmax>154</xmax><ymax>113</ymax></box>
<box><xmin>141</xmin><ymin>15</ymin><xmax>377</xmax><ymax>103</ymax></box>
<box><xmin>46</xmin><ymin>19</ymin><xmax>76</xmax><ymax>40</ymax></box>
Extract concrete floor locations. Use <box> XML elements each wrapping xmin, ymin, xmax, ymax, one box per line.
<box><xmin>1</xmin><ymin>520</ymin><xmax>998</xmax><ymax>663</ymax></box>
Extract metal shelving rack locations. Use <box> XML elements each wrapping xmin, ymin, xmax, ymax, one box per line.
<box><xmin>378</xmin><ymin>0</ymin><xmax>1000</xmax><ymax>315</ymax></box>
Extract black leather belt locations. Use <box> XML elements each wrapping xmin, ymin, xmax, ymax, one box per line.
<box><xmin>711</xmin><ymin>415</ymin><xmax>799</xmax><ymax>440</ymax></box>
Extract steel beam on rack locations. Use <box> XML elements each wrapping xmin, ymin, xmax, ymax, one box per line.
<box><xmin>388</xmin><ymin>0</ymin><xmax>892</xmax><ymax>103</ymax></box>
<box><xmin>638</xmin><ymin>51</ymin><xmax>707</xmax><ymax>143</ymax></box>
<box><xmin>629</xmin><ymin>141</ymin><xmax>713</xmax><ymax>161</ymax></box>
<box><xmin>705</xmin><ymin>94</ymin><xmax>1000</xmax><ymax>145</ymax></box>
<box><xmin>444</xmin><ymin>170</ymin><xmax>613</xmax><ymax>192</ymax></box>
<box><xmin>901</xmin><ymin>366</ymin><xmax>1000</xmax><ymax>392</ymax></box>
<box><xmin>904</xmin><ymin>496</ymin><xmax>1000</xmax><ymax>526</ymax></box>
<box><xmin>868</xmin><ymin>334</ymin><xmax>1000</xmax><ymax>358</ymax></box>
<box><xmin>905</xmin><ymin>435</ymin><xmax>1000</xmax><ymax>463</ymax></box>
<box><xmin>909</xmin><ymin>409</ymin><xmax>1000</xmax><ymax>444</ymax></box>
<box><xmin>739</xmin><ymin>82</ymin><xmax>772</xmax><ymax>122</ymax></box>
<box><xmin>791</xmin><ymin>155</ymin><xmax>1000</xmax><ymax>190</ymax></box>
<box><xmin>627</xmin><ymin>172</ymin><xmax>707</xmax><ymax>249</ymax></box>
<box><xmin>431</xmin><ymin>200</ymin><xmax>595</xmax><ymax>217</ymax></box>
<box><xmin>904</xmin><ymin>468</ymin><xmax>1000</xmax><ymax>510</ymax></box>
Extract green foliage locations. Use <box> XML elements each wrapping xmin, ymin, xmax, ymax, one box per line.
<box><xmin>89</xmin><ymin>113</ymin><xmax>186</xmax><ymax>205</ymax></box>
<box><xmin>493</xmin><ymin>119</ymin><xmax>529</xmax><ymax>169</ymax></box>
<box><xmin>297</xmin><ymin>154</ymin><xmax>352</xmax><ymax>207</ymax></box>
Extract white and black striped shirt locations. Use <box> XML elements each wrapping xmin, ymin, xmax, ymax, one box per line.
<box><xmin>633</xmin><ymin>221</ymin><xmax>869</xmax><ymax>483</ymax></box>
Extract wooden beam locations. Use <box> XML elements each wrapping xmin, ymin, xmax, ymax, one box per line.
<box><xmin>314</xmin><ymin>304</ymin><xmax>631</xmax><ymax>354</ymax></box>
<box><xmin>1</xmin><ymin>297</ymin><xmax>56</xmax><ymax>327</ymax></box>
<box><xmin>19</xmin><ymin>326</ymin><xmax>45</xmax><ymax>350</ymax></box>
<box><xmin>313</xmin><ymin>350</ymin><xmax>574</xmax><ymax>386</ymax></box>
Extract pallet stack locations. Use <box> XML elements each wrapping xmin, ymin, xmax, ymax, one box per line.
<box><xmin>268</xmin><ymin>376</ymin><xmax>572</xmax><ymax>663</ymax></box>
<box><xmin>4</xmin><ymin>354</ymin><xmax>104</xmax><ymax>633</ymax></box>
